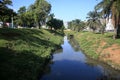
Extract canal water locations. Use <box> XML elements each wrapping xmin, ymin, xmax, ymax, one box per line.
<box><xmin>40</xmin><ymin>36</ymin><xmax>120</xmax><ymax>80</ymax></box>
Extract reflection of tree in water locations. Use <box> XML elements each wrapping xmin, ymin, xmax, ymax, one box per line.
<box><xmin>40</xmin><ymin>47</ymin><xmax>63</xmax><ymax>79</ymax></box>
<box><xmin>97</xmin><ymin>75</ymin><xmax>120</xmax><ymax>80</ymax></box>
<box><xmin>68</xmin><ymin>35</ymin><xmax>80</xmax><ymax>52</ymax></box>
<box><xmin>86</xmin><ymin>57</ymin><xmax>120</xmax><ymax>80</ymax></box>
<box><xmin>54</xmin><ymin>48</ymin><xmax>63</xmax><ymax>54</ymax></box>
<box><xmin>39</xmin><ymin>61</ymin><xmax>51</xmax><ymax>79</ymax></box>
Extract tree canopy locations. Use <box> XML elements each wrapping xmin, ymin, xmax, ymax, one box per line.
<box><xmin>68</xmin><ymin>19</ymin><xmax>86</xmax><ymax>32</ymax></box>
<box><xmin>95</xmin><ymin>0</ymin><xmax>120</xmax><ymax>38</ymax></box>
<box><xmin>0</xmin><ymin>0</ymin><xmax>16</xmax><ymax>27</ymax></box>
<box><xmin>14</xmin><ymin>0</ymin><xmax>51</xmax><ymax>28</ymax></box>
<box><xmin>47</xmin><ymin>18</ymin><xmax>64</xmax><ymax>31</ymax></box>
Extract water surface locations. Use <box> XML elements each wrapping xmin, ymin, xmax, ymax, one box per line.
<box><xmin>40</xmin><ymin>36</ymin><xmax>120</xmax><ymax>80</ymax></box>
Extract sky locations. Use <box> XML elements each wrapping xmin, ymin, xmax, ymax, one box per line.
<box><xmin>10</xmin><ymin>0</ymin><xmax>101</xmax><ymax>22</ymax></box>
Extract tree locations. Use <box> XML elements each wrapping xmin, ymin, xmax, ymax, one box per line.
<box><xmin>86</xmin><ymin>11</ymin><xmax>101</xmax><ymax>33</ymax></box>
<box><xmin>0</xmin><ymin>0</ymin><xmax>12</xmax><ymax>7</ymax></box>
<box><xmin>47</xmin><ymin>13</ymin><xmax>54</xmax><ymax>21</ymax></box>
<box><xmin>34</xmin><ymin>0</ymin><xmax>51</xmax><ymax>28</ymax></box>
<box><xmin>14</xmin><ymin>0</ymin><xmax>51</xmax><ymax>28</ymax></box>
<box><xmin>18</xmin><ymin>6</ymin><xmax>26</xmax><ymax>14</ymax></box>
<box><xmin>0</xmin><ymin>0</ymin><xmax>15</xmax><ymax>27</ymax></box>
<box><xmin>16</xmin><ymin>6</ymin><xmax>27</xmax><ymax>27</ymax></box>
<box><xmin>68</xmin><ymin>19</ymin><xmax>86</xmax><ymax>32</ymax></box>
<box><xmin>47</xmin><ymin>18</ymin><xmax>63</xmax><ymax>31</ymax></box>
<box><xmin>25</xmin><ymin>4</ymin><xmax>36</xmax><ymax>27</ymax></box>
<box><xmin>95</xmin><ymin>0</ymin><xmax>120</xmax><ymax>39</ymax></box>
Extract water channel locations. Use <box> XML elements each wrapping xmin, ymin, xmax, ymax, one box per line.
<box><xmin>40</xmin><ymin>36</ymin><xmax>120</xmax><ymax>80</ymax></box>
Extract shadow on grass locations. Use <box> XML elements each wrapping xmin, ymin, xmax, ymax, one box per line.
<box><xmin>0</xmin><ymin>28</ymin><xmax>43</xmax><ymax>40</ymax></box>
<box><xmin>0</xmin><ymin>47</ymin><xmax>50</xmax><ymax>80</ymax></box>
<box><xmin>0</xmin><ymin>28</ymin><xmax>63</xmax><ymax>80</ymax></box>
<box><xmin>105</xmin><ymin>35</ymin><xmax>114</xmax><ymax>39</ymax></box>
<box><xmin>0</xmin><ymin>28</ymin><xmax>59</xmax><ymax>48</ymax></box>
<box><xmin>45</xmin><ymin>29</ymin><xmax>64</xmax><ymax>36</ymax></box>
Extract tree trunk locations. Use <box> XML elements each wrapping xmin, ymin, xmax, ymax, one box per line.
<box><xmin>112</xmin><ymin>14</ymin><xmax>117</xmax><ymax>39</ymax></box>
<box><xmin>49</xmin><ymin>26</ymin><xmax>52</xmax><ymax>30</ymax></box>
<box><xmin>101</xmin><ymin>30</ymin><xmax>104</xmax><ymax>35</ymax></box>
<box><xmin>116</xmin><ymin>24</ymin><xmax>120</xmax><ymax>38</ymax></box>
<box><xmin>36</xmin><ymin>21</ymin><xmax>40</xmax><ymax>29</ymax></box>
<box><xmin>38</xmin><ymin>22</ymin><xmax>41</xmax><ymax>29</ymax></box>
<box><xmin>112</xmin><ymin>15</ymin><xmax>120</xmax><ymax>39</ymax></box>
<box><xmin>113</xmin><ymin>27</ymin><xmax>117</xmax><ymax>39</ymax></box>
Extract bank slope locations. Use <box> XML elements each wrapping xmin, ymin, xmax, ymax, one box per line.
<box><xmin>65</xmin><ymin>31</ymin><xmax>120</xmax><ymax>70</ymax></box>
<box><xmin>0</xmin><ymin>28</ymin><xmax>63</xmax><ymax>80</ymax></box>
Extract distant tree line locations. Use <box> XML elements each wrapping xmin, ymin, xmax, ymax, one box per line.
<box><xmin>67</xmin><ymin>0</ymin><xmax>120</xmax><ymax>39</ymax></box>
<box><xmin>68</xmin><ymin>19</ymin><xmax>86</xmax><ymax>32</ymax></box>
<box><xmin>0</xmin><ymin>0</ymin><xmax>64</xmax><ymax>31</ymax></box>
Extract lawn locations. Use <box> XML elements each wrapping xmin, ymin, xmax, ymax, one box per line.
<box><xmin>0</xmin><ymin>28</ymin><xmax>64</xmax><ymax>80</ymax></box>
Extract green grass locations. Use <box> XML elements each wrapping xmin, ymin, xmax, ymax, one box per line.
<box><xmin>0</xmin><ymin>28</ymin><xmax>64</xmax><ymax>80</ymax></box>
<box><xmin>65</xmin><ymin>31</ymin><xmax>120</xmax><ymax>59</ymax></box>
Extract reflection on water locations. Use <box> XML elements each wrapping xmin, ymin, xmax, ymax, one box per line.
<box><xmin>40</xmin><ymin>36</ymin><xmax>120</xmax><ymax>80</ymax></box>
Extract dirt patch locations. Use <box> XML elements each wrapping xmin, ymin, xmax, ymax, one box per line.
<box><xmin>99</xmin><ymin>43</ymin><xmax>120</xmax><ymax>69</ymax></box>
<box><xmin>100</xmin><ymin>44</ymin><xmax>120</xmax><ymax>64</ymax></box>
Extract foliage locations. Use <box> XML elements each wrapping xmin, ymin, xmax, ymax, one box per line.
<box><xmin>15</xmin><ymin>6</ymin><xmax>27</xmax><ymax>27</ymax></box>
<box><xmin>65</xmin><ymin>30</ymin><xmax>120</xmax><ymax>59</ymax></box>
<box><xmin>0</xmin><ymin>0</ymin><xmax>16</xmax><ymax>27</ymax></box>
<box><xmin>0</xmin><ymin>28</ymin><xmax>63</xmax><ymax>80</ymax></box>
<box><xmin>68</xmin><ymin>19</ymin><xmax>86</xmax><ymax>32</ymax></box>
<box><xmin>86</xmin><ymin>11</ymin><xmax>101</xmax><ymax>32</ymax></box>
<box><xmin>34</xmin><ymin>0</ymin><xmax>51</xmax><ymax>28</ymax></box>
<box><xmin>95</xmin><ymin>0</ymin><xmax>120</xmax><ymax>38</ymax></box>
<box><xmin>47</xmin><ymin>18</ymin><xmax>64</xmax><ymax>30</ymax></box>
<box><xmin>14</xmin><ymin>0</ymin><xmax>51</xmax><ymax>28</ymax></box>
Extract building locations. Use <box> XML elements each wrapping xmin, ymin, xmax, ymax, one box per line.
<box><xmin>64</xmin><ymin>21</ymin><xmax>68</xmax><ymax>29</ymax></box>
<box><xmin>105</xmin><ymin>19</ymin><xmax>114</xmax><ymax>31</ymax></box>
<box><xmin>0</xmin><ymin>22</ymin><xmax>3</xmax><ymax>28</ymax></box>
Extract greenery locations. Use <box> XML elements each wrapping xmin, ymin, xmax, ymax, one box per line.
<box><xmin>47</xmin><ymin>18</ymin><xmax>64</xmax><ymax>31</ymax></box>
<box><xmin>15</xmin><ymin>0</ymin><xmax>51</xmax><ymax>28</ymax></box>
<box><xmin>0</xmin><ymin>0</ymin><xmax>16</xmax><ymax>27</ymax></box>
<box><xmin>68</xmin><ymin>19</ymin><xmax>86</xmax><ymax>32</ymax></box>
<box><xmin>0</xmin><ymin>28</ymin><xmax>64</xmax><ymax>80</ymax></box>
<box><xmin>95</xmin><ymin>0</ymin><xmax>120</xmax><ymax>39</ymax></box>
<box><xmin>87</xmin><ymin>11</ymin><xmax>101</xmax><ymax>33</ymax></box>
<box><xmin>65</xmin><ymin>31</ymin><xmax>120</xmax><ymax>59</ymax></box>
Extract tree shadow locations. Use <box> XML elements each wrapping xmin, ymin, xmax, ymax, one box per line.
<box><xmin>106</xmin><ymin>35</ymin><xmax>114</xmax><ymax>39</ymax></box>
<box><xmin>45</xmin><ymin>29</ymin><xmax>64</xmax><ymax>36</ymax></box>
<box><xmin>0</xmin><ymin>28</ymin><xmax>59</xmax><ymax>48</ymax></box>
<box><xmin>0</xmin><ymin>47</ymin><xmax>50</xmax><ymax>80</ymax></box>
<box><xmin>0</xmin><ymin>28</ymin><xmax>44</xmax><ymax>40</ymax></box>
<box><xmin>0</xmin><ymin>28</ymin><xmax>63</xmax><ymax>80</ymax></box>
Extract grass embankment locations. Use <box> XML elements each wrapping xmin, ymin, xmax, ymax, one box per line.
<box><xmin>65</xmin><ymin>30</ymin><xmax>120</xmax><ymax>70</ymax></box>
<box><xmin>0</xmin><ymin>28</ymin><xmax>63</xmax><ymax>80</ymax></box>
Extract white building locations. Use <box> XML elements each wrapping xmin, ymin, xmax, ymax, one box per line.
<box><xmin>64</xmin><ymin>21</ymin><xmax>68</xmax><ymax>29</ymax></box>
<box><xmin>105</xmin><ymin>19</ymin><xmax>114</xmax><ymax>31</ymax></box>
<box><xmin>0</xmin><ymin>22</ymin><xmax>3</xmax><ymax>28</ymax></box>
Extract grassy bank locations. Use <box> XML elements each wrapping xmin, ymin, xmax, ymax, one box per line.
<box><xmin>0</xmin><ymin>28</ymin><xmax>64</xmax><ymax>80</ymax></box>
<box><xmin>65</xmin><ymin>30</ymin><xmax>120</xmax><ymax>70</ymax></box>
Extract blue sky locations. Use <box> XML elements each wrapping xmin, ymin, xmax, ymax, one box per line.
<box><xmin>11</xmin><ymin>0</ymin><xmax>101</xmax><ymax>21</ymax></box>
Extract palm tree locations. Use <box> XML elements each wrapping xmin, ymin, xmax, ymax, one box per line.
<box><xmin>86</xmin><ymin>11</ymin><xmax>101</xmax><ymax>33</ymax></box>
<box><xmin>111</xmin><ymin>0</ymin><xmax>120</xmax><ymax>39</ymax></box>
<box><xmin>95</xmin><ymin>0</ymin><xmax>120</xmax><ymax>39</ymax></box>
